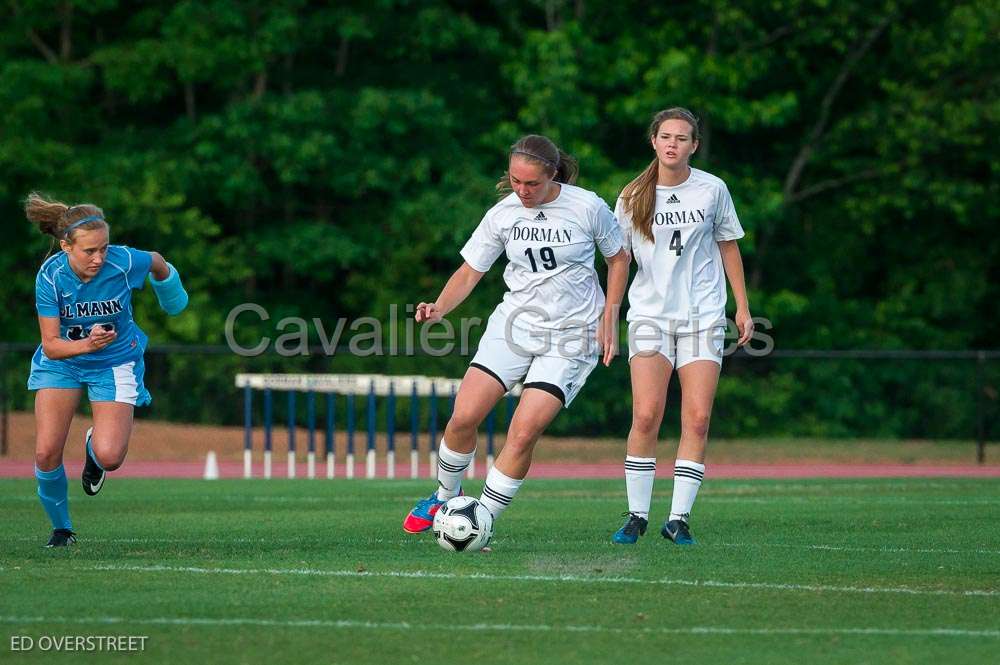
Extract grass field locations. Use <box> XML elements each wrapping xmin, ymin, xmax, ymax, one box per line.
<box><xmin>1</xmin><ymin>477</ymin><xmax>998</xmax><ymax>664</ymax></box>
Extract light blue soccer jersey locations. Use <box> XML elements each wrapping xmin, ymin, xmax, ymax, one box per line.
<box><xmin>34</xmin><ymin>246</ymin><xmax>153</xmax><ymax>369</ymax></box>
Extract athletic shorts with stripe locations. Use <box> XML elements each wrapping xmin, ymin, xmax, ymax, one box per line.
<box><xmin>27</xmin><ymin>347</ymin><xmax>152</xmax><ymax>406</ymax></box>
<box><xmin>469</xmin><ymin>315</ymin><xmax>598</xmax><ymax>407</ymax></box>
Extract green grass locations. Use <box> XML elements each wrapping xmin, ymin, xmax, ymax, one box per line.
<box><xmin>1</xmin><ymin>478</ymin><xmax>998</xmax><ymax>664</ymax></box>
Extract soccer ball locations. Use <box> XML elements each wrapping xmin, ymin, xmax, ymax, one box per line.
<box><xmin>432</xmin><ymin>496</ymin><xmax>494</xmax><ymax>552</ymax></box>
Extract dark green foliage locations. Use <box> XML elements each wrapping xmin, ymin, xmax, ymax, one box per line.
<box><xmin>1</xmin><ymin>1</ymin><xmax>996</xmax><ymax>437</ymax></box>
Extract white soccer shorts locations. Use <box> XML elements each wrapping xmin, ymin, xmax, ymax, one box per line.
<box><xmin>469</xmin><ymin>318</ymin><xmax>598</xmax><ymax>407</ymax></box>
<box><xmin>627</xmin><ymin>324</ymin><xmax>726</xmax><ymax>369</ymax></box>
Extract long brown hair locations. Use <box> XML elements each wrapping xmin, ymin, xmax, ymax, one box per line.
<box><xmin>25</xmin><ymin>192</ymin><xmax>108</xmax><ymax>257</ymax></box>
<box><xmin>496</xmin><ymin>134</ymin><xmax>579</xmax><ymax>197</ymax></box>
<box><xmin>619</xmin><ymin>108</ymin><xmax>700</xmax><ymax>242</ymax></box>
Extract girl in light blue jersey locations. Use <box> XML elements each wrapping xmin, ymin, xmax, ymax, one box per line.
<box><xmin>25</xmin><ymin>193</ymin><xmax>188</xmax><ymax>547</ymax></box>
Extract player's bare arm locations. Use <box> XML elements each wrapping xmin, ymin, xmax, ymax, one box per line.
<box><xmin>415</xmin><ymin>262</ymin><xmax>486</xmax><ymax>323</ymax></box>
<box><xmin>718</xmin><ymin>240</ymin><xmax>752</xmax><ymax>346</ymax></box>
<box><xmin>37</xmin><ymin>316</ymin><xmax>116</xmax><ymax>360</ymax></box>
<box><xmin>599</xmin><ymin>248</ymin><xmax>630</xmax><ymax>366</ymax></box>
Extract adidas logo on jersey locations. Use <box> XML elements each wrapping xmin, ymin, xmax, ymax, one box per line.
<box><xmin>665</xmin><ymin>194</ymin><xmax>680</xmax><ymax>204</ymax></box>
<box><xmin>534</xmin><ymin>212</ymin><xmax>547</xmax><ymax>221</ymax></box>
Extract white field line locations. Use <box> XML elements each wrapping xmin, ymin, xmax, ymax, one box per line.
<box><xmin>707</xmin><ymin>481</ymin><xmax>987</xmax><ymax>492</ymax></box>
<box><xmin>530</xmin><ymin>496</ymin><xmax>1000</xmax><ymax>506</ymax></box>
<box><xmin>9</xmin><ymin>494</ymin><xmax>996</xmax><ymax>508</ymax></box>
<box><xmin>9</xmin><ymin>537</ymin><xmax>1000</xmax><ymax>556</ymax></box>
<box><xmin>21</xmin><ymin>563</ymin><xmax>990</xmax><ymax>598</ymax></box>
<box><xmin>8</xmin><ymin>536</ymin><xmax>439</xmax><ymax>547</ymax></box>
<box><xmin>699</xmin><ymin>497</ymin><xmax>1000</xmax><ymax>506</ymax></box>
<box><xmin>713</xmin><ymin>542</ymin><xmax>1000</xmax><ymax>556</ymax></box>
<box><xmin>0</xmin><ymin>615</ymin><xmax>997</xmax><ymax>638</ymax></box>
<box><xmin>10</xmin><ymin>536</ymin><xmax>360</xmax><ymax>544</ymax></box>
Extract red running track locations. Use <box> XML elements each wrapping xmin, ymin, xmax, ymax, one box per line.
<box><xmin>2</xmin><ymin>460</ymin><xmax>999</xmax><ymax>479</ymax></box>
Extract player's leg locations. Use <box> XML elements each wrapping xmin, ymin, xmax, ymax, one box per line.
<box><xmin>437</xmin><ymin>366</ymin><xmax>507</xmax><ymax>491</ymax></box>
<box><xmin>403</xmin><ymin>367</ymin><xmax>507</xmax><ymax>533</ymax></box>
<box><xmin>404</xmin><ymin>324</ymin><xmax>534</xmax><ymax>533</ymax></box>
<box><xmin>82</xmin><ymin>358</ymin><xmax>150</xmax><ymax>495</ymax></box>
<box><xmin>612</xmin><ymin>332</ymin><xmax>674</xmax><ymax>544</ymax></box>
<box><xmin>34</xmin><ymin>388</ymin><xmax>81</xmax><ymax>547</ymax></box>
<box><xmin>479</xmin><ymin>351</ymin><xmax>595</xmax><ymax>522</ymax></box>
<box><xmin>478</xmin><ymin>387</ymin><xmax>562</xmax><ymax>520</ymax></box>
<box><xmin>88</xmin><ymin>400</ymin><xmax>135</xmax><ymax>470</ymax></box>
<box><xmin>662</xmin><ymin>329</ymin><xmax>723</xmax><ymax>545</ymax></box>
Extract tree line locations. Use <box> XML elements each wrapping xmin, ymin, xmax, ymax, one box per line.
<box><xmin>2</xmin><ymin>1</ymin><xmax>996</xmax><ymax>437</ymax></box>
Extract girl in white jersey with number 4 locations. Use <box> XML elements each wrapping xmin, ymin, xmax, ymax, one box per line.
<box><xmin>402</xmin><ymin>134</ymin><xmax>629</xmax><ymax>536</ymax></box>
<box><xmin>612</xmin><ymin>108</ymin><xmax>753</xmax><ymax>546</ymax></box>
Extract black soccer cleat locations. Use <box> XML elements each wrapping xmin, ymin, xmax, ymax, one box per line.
<box><xmin>661</xmin><ymin>518</ymin><xmax>695</xmax><ymax>545</ymax></box>
<box><xmin>46</xmin><ymin>529</ymin><xmax>77</xmax><ymax>548</ymax></box>
<box><xmin>81</xmin><ymin>427</ymin><xmax>105</xmax><ymax>496</ymax></box>
<box><xmin>612</xmin><ymin>512</ymin><xmax>648</xmax><ymax>544</ymax></box>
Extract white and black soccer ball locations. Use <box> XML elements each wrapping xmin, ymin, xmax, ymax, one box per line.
<box><xmin>432</xmin><ymin>496</ymin><xmax>494</xmax><ymax>552</ymax></box>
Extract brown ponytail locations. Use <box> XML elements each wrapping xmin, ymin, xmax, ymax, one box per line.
<box><xmin>620</xmin><ymin>107</ymin><xmax>700</xmax><ymax>243</ymax></box>
<box><xmin>496</xmin><ymin>134</ymin><xmax>579</xmax><ymax>197</ymax></box>
<box><xmin>25</xmin><ymin>192</ymin><xmax>107</xmax><ymax>244</ymax></box>
<box><xmin>552</xmin><ymin>148</ymin><xmax>579</xmax><ymax>185</ymax></box>
<box><xmin>618</xmin><ymin>159</ymin><xmax>659</xmax><ymax>243</ymax></box>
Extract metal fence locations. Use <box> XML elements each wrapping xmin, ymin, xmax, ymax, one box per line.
<box><xmin>2</xmin><ymin>343</ymin><xmax>998</xmax><ymax>462</ymax></box>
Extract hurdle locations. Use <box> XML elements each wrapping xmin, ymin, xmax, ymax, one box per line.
<box><xmin>236</xmin><ymin>373</ymin><xmax>521</xmax><ymax>479</ymax></box>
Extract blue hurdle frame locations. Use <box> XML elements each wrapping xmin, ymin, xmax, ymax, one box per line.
<box><xmin>237</xmin><ymin>374</ymin><xmax>521</xmax><ymax>480</ymax></box>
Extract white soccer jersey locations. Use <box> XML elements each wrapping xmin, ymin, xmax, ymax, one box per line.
<box><xmin>461</xmin><ymin>183</ymin><xmax>623</xmax><ymax>334</ymax></box>
<box><xmin>616</xmin><ymin>168</ymin><xmax>744</xmax><ymax>333</ymax></box>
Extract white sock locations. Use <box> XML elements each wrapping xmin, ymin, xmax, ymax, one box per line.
<box><xmin>435</xmin><ymin>440</ymin><xmax>475</xmax><ymax>500</ymax></box>
<box><xmin>669</xmin><ymin>459</ymin><xmax>705</xmax><ymax>522</ymax></box>
<box><xmin>479</xmin><ymin>466</ymin><xmax>523</xmax><ymax>520</ymax></box>
<box><xmin>624</xmin><ymin>456</ymin><xmax>656</xmax><ymax>519</ymax></box>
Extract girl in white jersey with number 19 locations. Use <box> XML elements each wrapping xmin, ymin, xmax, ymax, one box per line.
<box><xmin>612</xmin><ymin>108</ymin><xmax>753</xmax><ymax>546</ymax></box>
<box><xmin>402</xmin><ymin>134</ymin><xmax>629</xmax><ymax>537</ymax></box>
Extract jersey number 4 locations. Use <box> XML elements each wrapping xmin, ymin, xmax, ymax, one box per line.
<box><xmin>668</xmin><ymin>230</ymin><xmax>684</xmax><ymax>256</ymax></box>
<box><xmin>524</xmin><ymin>247</ymin><xmax>557</xmax><ymax>272</ymax></box>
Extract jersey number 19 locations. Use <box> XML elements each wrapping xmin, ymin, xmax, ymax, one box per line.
<box><xmin>524</xmin><ymin>247</ymin><xmax>557</xmax><ymax>272</ymax></box>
